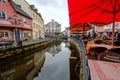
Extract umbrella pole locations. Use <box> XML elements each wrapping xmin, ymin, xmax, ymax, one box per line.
<box><xmin>83</xmin><ymin>24</ymin><xmax>85</xmax><ymax>38</ymax></box>
<box><xmin>111</xmin><ymin>20</ymin><xmax>115</xmax><ymax>45</ymax></box>
<box><xmin>111</xmin><ymin>0</ymin><xmax>116</xmax><ymax>45</ymax></box>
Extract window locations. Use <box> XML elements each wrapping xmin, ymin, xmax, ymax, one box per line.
<box><xmin>0</xmin><ymin>31</ymin><xmax>9</xmax><ymax>41</ymax></box>
<box><xmin>5</xmin><ymin>32</ymin><xmax>8</xmax><ymax>37</ymax></box>
<box><xmin>0</xmin><ymin>32</ymin><xmax>4</xmax><ymax>38</ymax></box>
<box><xmin>0</xmin><ymin>32</ymin><xmax>9</xmax><ymax>37</ymax></box>
<box><xmin>52</xmin><ymin>29</ymin><xmax>54</xmax><ymax>32</ymax></box>
<box><xmin>0</xmin><ymin>0</ymin><xmax>7</xmax><ymax>3</ymax></box>
<box><xmin>23</xmin><ymin>17</ymin><xmax>28</xmax><ymax>23</ymax></box>
<box><xmin>22</xmin><ymin>32</ymin><xmax>28</xmax><ymax>37</ymax></box>
<box><xmin>0</xmin><ymin>11</ymin><xmax>6</xmax><ymax>19</ymax></box>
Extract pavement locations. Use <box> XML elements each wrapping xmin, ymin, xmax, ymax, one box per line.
<box><xmin>88</xmin><ymin>60</ymin><xmax>120</xmax><ymax>80</ymax></box>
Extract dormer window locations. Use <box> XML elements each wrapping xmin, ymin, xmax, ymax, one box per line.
<box><xmin>0</xmin><ymin>11</ymin><xmax>6</xmax><ymax>19</ymax></box>
<box><xmin>23</xmin><ymin>17</ymin><xmax>28</xmax><ymax>24</ymax></box>
<box><xmin>0</xmin><ymin>0</ymin><xmax>7</xmax><ymax>3</ymax></box>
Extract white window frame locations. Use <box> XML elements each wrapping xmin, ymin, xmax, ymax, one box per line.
<box><xmin>23</xmin><ymin>17</ymin><xmax>28</xmax><ymax>24</ymax></box>
<box><xmin>0</xmin><ymin>11</ymin><xmax>6</xmax><ymax>19</ymax></box>
<box><xmin>0</xmin><ymin>30</ymin><xmax>10</xmax><ymax>38</ymax></box>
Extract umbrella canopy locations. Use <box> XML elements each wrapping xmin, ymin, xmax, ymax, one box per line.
<box><xmin>70</xmin><ymin>23</ymin><xmax>92</xmax><ymax>32</ymax></box>
<box><xmin>68</xmin><ymin>0</ymin><xmax>120</xmax><ymax>24</ymax></box>
<box><xmin>92</xmin><ymin>22</ymin><xmax>110</xmax><ymax>27</ymax></box>
<box><xmin>67</xmin><ymin>0</ymin><xmax>120</xmax><ymax>44</ymax></box>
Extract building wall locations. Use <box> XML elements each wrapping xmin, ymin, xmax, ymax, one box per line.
<box><xmin>14</xmin><ymin>0</ymin><xmax>32</xmax><ymax>17</ymax></box>
<box><xmin>14</xmin><ymin>0</ymin><xmax>45</xmax><ymax>40</ymax></box>
<box><xmin>44</xmin><ymin>19</ymin><xmax>61</xmax><ymax>37</ymax></box>
<box><xmin>30</xmin><ymin>6</ymin><xmax>45</xmax><ymax>39</ymax></box>
<box><xmin>0</xmin><ymin>0</ymin><xmax>32</xmax><ymax>41</ymax></box>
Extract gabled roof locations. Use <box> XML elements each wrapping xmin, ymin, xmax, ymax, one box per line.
<box><xmin>30</xmin><ymin>5</ymin><xmax>44</xmax><ymax>21</ymax></box>
<box><xmin>10</xmin><ymin>0</ymin><xmax>31</xmax><ymax>19</ymax></box>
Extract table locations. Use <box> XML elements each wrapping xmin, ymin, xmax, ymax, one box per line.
<box><xmin>88</xmin><ymin>60</ymin><xmax>120</xmax><ymax>80</ymax></box>
<box><xmin>86</xmin><ymin>43</ymin><xmax>117</xmax><ymax>54</ymax></box>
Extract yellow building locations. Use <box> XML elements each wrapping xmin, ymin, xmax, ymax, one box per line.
<box><xmin>14</xmin><ymin>0</ymin><xmax>45</xmax><ymax>40</ymax></box>
<box><xmin>29</xmin><ymin>5</ymin><xmax>45</xmax><ymax>39</ymax></box>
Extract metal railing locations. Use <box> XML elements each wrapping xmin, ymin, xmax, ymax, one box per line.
<box><xmin>71</xmin><ymin>36</ymin><xmax>91</xmax><ymax>80</ymax></box>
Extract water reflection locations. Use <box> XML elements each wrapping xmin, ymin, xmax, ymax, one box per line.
<box><xmin>0</xmin><ymin>49</ymin><xmax>45</xmax><ymax>80</ymax></box>
<box><xmin>46</xmin><ymin>42</ymin><xmax>61</xmax><ymax>56</ymax></box>
<box><xmin>33</xmin><ymin>42</ymin><xmax>71</xmax><ymax>80</ymax></box>
<box><xmin>0</xmin><ymin>41</ymin><xmax>71</xmax><ymax>80</ymax></box>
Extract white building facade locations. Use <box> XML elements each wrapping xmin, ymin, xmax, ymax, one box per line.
<box><xmin>44</xmin><ymin>19</ymin><xmax>61</xmax><ymax>37</ymax></box>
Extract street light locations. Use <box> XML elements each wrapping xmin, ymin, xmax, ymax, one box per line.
<box><xmin>8</xmin><ymin>14</ymin><xmax>22</xmax><ymax>46</ymax></box>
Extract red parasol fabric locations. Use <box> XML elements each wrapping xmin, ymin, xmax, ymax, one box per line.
<box><xmin>70</xmin><ymin>23</ymin><xmax>92</xmax><ymax>32</ymax></box>
<box><xmin>68</xmin><ymin>0</ymin><xmax>120</xmax><ymax>24</ymax></box>
<box><xmin>67</xmin><ymin>0</ymin><xmax>120</xmax><ymax>44</ymax></box>
<box><xmin>92</xmin><ymin>22</ymin><xmax>110</xmax><ymax>27</ymax></box>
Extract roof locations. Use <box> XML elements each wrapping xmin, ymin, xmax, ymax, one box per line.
<box><xmin>45</xmin><ymin>19</ymin><xmax>61</xmax><ymax>26</ymax></box>
<box><xmin>10</xmin><ymin>0</ymin><xmax>31</xmax><ymax>19</ymax></box>
<box><xmin>30</xmin><ymin>5</ymin><xmax>44</xmax><ymax>21</ymax></box>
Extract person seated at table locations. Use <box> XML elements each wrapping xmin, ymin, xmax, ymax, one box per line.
<box><xmin>87</xmin><ymin>32</ymin><xmax>92</xmax><ymax>40</ymax></box>
<box><xmin>107</xmin><ymin>32</ymin><xmax>112</xmax><ymax>40</ymax></box>
<box><xmin>95</xmin><ymin>33</ymin><xmax>101</xmax><ymax>39</ymax></box>
<box><xmin>116</xmin><ymin>31</ymin><xmax>120</xmax><ymax>41</ymax></box>
<box><xmin>87</xmin><ymin>38</ymin><xmax>95</xmax><ymax>44</ymax></box>
<box><xmin>102</xmin><ymin>32</ymin><xmax>108</xmax><ymax>40</ymax></box>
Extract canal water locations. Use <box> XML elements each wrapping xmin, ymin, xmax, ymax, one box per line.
<box><xmin>34</xmin><ymin>42</ymin><xmax>71</xmax><ymax>80</ymax></box>
<box><xmin>0</xmin><ymin>41</ymin><xmax>71</xmax><ymax>80</ymax></box>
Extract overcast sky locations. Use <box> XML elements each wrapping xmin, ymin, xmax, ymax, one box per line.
<box><xmin>26</xmin><ymin>0</ymin><xmax>69</xmax><ymax>31</ymax></box>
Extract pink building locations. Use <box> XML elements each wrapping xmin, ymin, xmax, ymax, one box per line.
<box><xmin>0</xmin><ymin>0</ymin><xmax>32</xmax><ymax>41</ymax></box>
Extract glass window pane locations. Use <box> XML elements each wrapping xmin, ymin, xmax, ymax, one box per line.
<box><xmin>2</xmin><ymin>12</ymin><xmax>5</xmax><ymax>18</ymax></box>
<box><xmin>5</xmin><ymin>32</ymin><xmax>8</xmax><ymax>37</ymax></box>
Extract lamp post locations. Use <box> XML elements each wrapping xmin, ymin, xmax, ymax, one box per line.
<box><xmin>8</xmin><ymin>15</ymin><xmax>22</xmax><ymax>46</ymax></box>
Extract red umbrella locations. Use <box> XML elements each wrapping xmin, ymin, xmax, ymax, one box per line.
<box><xmin>68</xmin><ymin>0</ymin><xmax>120</xmax><ymax>44</ymax></box>
<box><xmin>70</xmin><ymin>23</ymin><xmax>92</xmax><ymax>32</ymax></box>
<box><xmin>92</xmin><ymin>22</ymin><xmax>110</xmax><ymax>27</ymax></box>
<box><xmin>70</xmin><ymin>23</ymin><xmax>92</xmax><ymax>38</ymax></box>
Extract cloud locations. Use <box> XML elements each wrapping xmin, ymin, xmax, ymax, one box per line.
<box><xmin>26</xmin><ymin>0</ymin><xmax>69</xmax><ymax>31</ymax></box>
<box><xmin>37</xmin><ymin>0</ymin><xmax>65</xmax><ymax>8</ymax></box>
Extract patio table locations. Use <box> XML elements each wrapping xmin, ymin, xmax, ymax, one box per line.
<box><xmin>86</xmin><ymin>43</ymin><xmax>117</xmax><ymax>54</ymax></box>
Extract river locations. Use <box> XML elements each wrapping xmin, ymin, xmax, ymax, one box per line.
<box><xmin>0</xmin><ymin>41</ymin><xmax>71</xmax><ymax>80</ymax></box>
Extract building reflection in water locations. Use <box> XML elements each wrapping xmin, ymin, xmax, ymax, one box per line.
<box><xmin>0</xmin><ymin>49</ymin><xmax>45</xmax><ymax>80</ymax></box>
<box><xmin>65</xmin><ymin>41</ymin><xmax>71</xmax><ymax>48</ymax></box>
<box><xmin>33</xmin><ymin>42</ymin><xmax>71</xmax><ymax>80</ymax></box>
<box><xmin>0</xmin><ymin>41</ymin><xmax>72</xmax><ymax>80</ymax></box>
<box><xmin>46</xmin><ymin>43</ymin><xmax>61</xmax><ymax>56</ymax></box>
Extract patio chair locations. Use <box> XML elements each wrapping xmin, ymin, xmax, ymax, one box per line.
<box><xmin>89</xmin><ymin>47</ymin><xmax>107</xmax><ymax>60</ymax></box>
